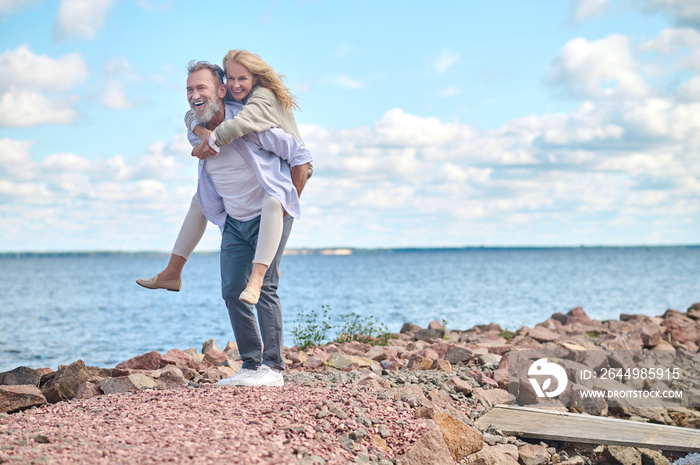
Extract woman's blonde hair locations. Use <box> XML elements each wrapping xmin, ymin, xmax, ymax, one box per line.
<box><xmin>223</xmin><ymin>49</ymin><xmax>299</xmax><ymax>111</ymax></box>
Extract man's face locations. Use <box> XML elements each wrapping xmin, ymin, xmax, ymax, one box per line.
<box><xmin>186</xmin><ymin>69</ymin><xmax>225</xmax><ymax>123</ymax></box>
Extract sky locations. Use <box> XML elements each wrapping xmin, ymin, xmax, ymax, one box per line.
<box><xmin>0</xmin><ymin>0</ymin><xmax>699</xmax><ymax>252</ymax></box>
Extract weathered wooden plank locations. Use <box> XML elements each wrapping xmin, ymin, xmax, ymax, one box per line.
<box><xmin>475</xmin><ymin>405</ymin><xmax>700</xmax><ymax>453</ymax></box>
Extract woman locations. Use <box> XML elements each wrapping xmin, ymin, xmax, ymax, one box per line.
<box><xmin>137</xmin><ymin>50</ymin><xmax>310</xmax><ymax>305</ymax></box>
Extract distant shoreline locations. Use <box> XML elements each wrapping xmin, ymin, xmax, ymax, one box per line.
<box><xmin>0</xmin><ymin>244</ymin><xmax>698</xmax><ymax>259</ymax></box>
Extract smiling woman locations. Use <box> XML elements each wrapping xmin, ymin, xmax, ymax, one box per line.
<box><xmin>226</xmin><ymin>61</ymin><xmax>255</xmax><ymax>101</ymax></box>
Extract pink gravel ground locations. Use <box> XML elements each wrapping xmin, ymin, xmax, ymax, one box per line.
<box><xmin>0</xmin><ymin>383</ymin><xmax>432</xmax><ymax>464</ymax></box>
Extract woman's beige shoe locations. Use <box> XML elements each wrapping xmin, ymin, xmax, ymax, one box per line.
<box><xmin>136</xmin><ymin>275</ymin><xmax>181</xmax><ymax>292</ymax></box>
<box><xmin>239</xmin><ymin>287</ymin><xmax>260</xmax><ymax>305</ymax></box>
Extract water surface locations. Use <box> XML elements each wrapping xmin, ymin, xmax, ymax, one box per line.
<box><xmin>0</xmin><ymin>247</ymin><xmax>698</xmax><ymax>372</ymax></box>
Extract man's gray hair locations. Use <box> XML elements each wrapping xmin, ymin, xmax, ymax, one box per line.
<box><xmin>187</xmin><ymin>60</ymin><xmax>225</xmax><ymax>87</ymax></box>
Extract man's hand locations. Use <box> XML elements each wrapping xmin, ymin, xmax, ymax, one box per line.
<box><xmin>291</xmin><ymin>163</ymin><xmax>310</xmax><ymax>197</ymax></box>
<box><xmin>191</xmin><ymin>126</ymin><xmax>217</xmax><ymax>158</ymax></box>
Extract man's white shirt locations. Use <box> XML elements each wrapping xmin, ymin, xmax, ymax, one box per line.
<box><xmin>187</xmin><ymin>101</ymin><xmax>312</xmax><ymax>230</ymax></box>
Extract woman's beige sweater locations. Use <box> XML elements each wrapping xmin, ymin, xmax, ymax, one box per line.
<box><xmin>185</xmin><ymin>86</ymin><xmax>304</xmax><ymax>146</ymax></box>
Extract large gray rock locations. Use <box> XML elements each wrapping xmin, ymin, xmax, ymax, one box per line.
<box><xmin>400</xmin><ymin>323</ymin><xmax>421</xmax><ymax>334</ymax></box>
<box><xmin>519</xmin><ymin>444</ymin><xmax>551</xmax><ymax>465</ymax></box>
<box><xmin>445</xmin><ymin>347</ymin><xmax>474</xmax><ymax>365</ymax></box>
<box><xmin>414</xmin><ymin>328</ymin><xmax>445</xmax><ymax>341</ymax></box>
<box><xmin>0</xmin><ymin>385</ymin><xmax>47</xmax><ymax>413</ymax></box>
<box><xmin>606</xmin><ymin>445</ymin><xmax>642</xmax><ymax>465</ymax></box>
<box><xmin>100</xmin><ymin>374</ymin><xmax>157</xmax><ymax>394</ymax></box>
<box><xmin>0</xmin><ymin>366</ymin><xmax>44</xmax><ymax>386</ymax></box>
<box><xmin>40</xmin><ymin>359</ymin><xmax>91</xmax><ymax>403</ymax></box>
<box><xmin>156</xmin><ymin>366</ymin><xmax>188</xmax><ymax>388</ymax></box>
<box><xmin>201</xmin><ymin>339</ymin><xmax>221</xmax><ymax>354</ymax></box>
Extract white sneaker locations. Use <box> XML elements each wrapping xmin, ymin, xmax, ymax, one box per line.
<box><xmin>237</xmin><ymin>365</ymin><xmax>284</xmax><ymax>387</ymax></box>
<box><xmin>217</xmin><ymin>368</ymin><xmax>258</xmax><ymax>386</ymax></box>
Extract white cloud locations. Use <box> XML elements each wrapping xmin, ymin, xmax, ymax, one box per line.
<box><xmin>353</xmin><ymin>184</ymin><xmax>416</xmax><ymax>209</ymax></box>
<box><xmin>53</xmin><ymin>0</ymin><xmax>115</xmax><ymax>41</ymax></box>
<box><xmin>0</xmin><ymin>138</ymin><xmax>34</xmax><ymax>178</ymax></box>
<box><xmin>2</xmin><ymin>91</ymin><xmax>699</xmax><ymax>251</ymax></box>
<box><xmin>620</xmin><ymin>98</ymin><xmax>700</xmax><ymax>140</ymax></box>
<box><xmin>640</xmin><ymin>27</ymin><xmax>700</xmax><ymax>74</ymax></box>
<box><xmin>0</xmin><ymin>45</ymin><xmax>88</xmax><ymax>92</ymax></box>
<box><xmin>543</xmin><ymin>124</ymin><xmax>624</xmax><ymax>145</ymax></box>
<box><xmin>0</xmin><ymin>0</ymin><xmax>37</xmax><ymax>15</ymax></box>
<box><xmin>439</xmin><ymin>163</ymin><xmax>492</xmax><ymax>184</ymax></box>
<box><xmin>641</xmin><ymin>27</ymin><xmax>700</xmax><ymax>53</ymax></box>
<box><xmin>0</xmin><ymin>133</ymin><xmax>193</xmax><ymax>228</ymax></box>
<box><xmin>101</xmin><ymin>80</ymin><xmax>134</xmax><ymax>109</ymax></box>
<box><xmin>293</xmin><ymin>96</ymin><xmax>700</xmax><ymax>247</ymax></box>
<box><xmin>633</xmin><ymin>0</ymin><xmax>700</xmax><ymax>28</ymax></box>
<box><xmin>433</xmin><ymin>49</ymin><xmax>459</xmax><ymax>75</ymax></box>
<box><xmin>571</xmin><ymin>0</ymin><xmax>609</xmax><ymax>22</ymax></box>
<box><xmin>0</xmin><ymin>132</ymin><xmax>217</xmax><ymax>251</ymax></box>
<box><xmin>104</xmin><ymin>57</ymin><xmax>135</xmax><ymax>77</ymax></box>
<box><xmin>0</xmin><ymin>45</ymin><xmax>87</xmax><ymax>127</ymax></box>
<box><xmin>575</xmin><ymin>0</ymin><xmax>700</xmax><ymax>29</ymax></box>
<box><xmin>678</xmin><ymin>75</ymin><xmax>700</xmax><ymax>100</ymax></box>
<box><xmin>549</xmin><ymin>35</ymin><xmax>651</xmax><ymax>99</ymax></box>
<box><xmin>596</xmin><ymin>152</ymin><xmax>675</xmax><ymax>173</ymax></box>
<box><xmin>371</xmin><ymin>109</ymin><xmax>465</xmax><ymax>147</ymax></box>
<box><xmin>0</xmin><ymin>90</ymin><xmax>78</xmax><ymax>127</ymax></box>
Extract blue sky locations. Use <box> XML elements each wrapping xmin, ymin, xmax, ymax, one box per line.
<box><xmin>0</xmin><ymin>0</ymin><xmax>699</xmax><ymax>252</ymax></box>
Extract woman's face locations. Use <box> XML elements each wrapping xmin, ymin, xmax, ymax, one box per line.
<box><xmin>225</xmin><ymin>61</ymin><xmax>256</xmax><ymax>101</ymax></box>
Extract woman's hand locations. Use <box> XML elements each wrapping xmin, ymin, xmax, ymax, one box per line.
<box><xmin>191</xmin><ymin>127</ymin><xmax>219</xmax><ymax>158</ymax></box>
<box><xmin>192</xmin><ymin>142</ymin><xmax>213</xmax><ymax>159</ymax></box>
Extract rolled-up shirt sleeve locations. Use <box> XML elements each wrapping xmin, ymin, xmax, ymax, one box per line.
<box><xmin>252</xmin><ymin>128</ymin><xmax>312</xmax><ymax>168</ymax></box>
<box><xmin>187</xmin><ymin>130</ymin><xmax>201</xmax><ymax>148</ymax></box>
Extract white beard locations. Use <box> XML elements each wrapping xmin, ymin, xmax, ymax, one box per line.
<box><xmin>190</xmin><ymin>95</ymin><xmax>220</xmax><ymax>124</ymax></box>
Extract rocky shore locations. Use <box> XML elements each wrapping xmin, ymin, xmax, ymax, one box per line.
<box><xmin>2</xmin><ymin>303</ymin><xmax>700</xmax><ymax>464</ymax></box>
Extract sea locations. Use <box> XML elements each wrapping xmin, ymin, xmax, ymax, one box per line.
<box><xmin>0</xmin><ymin>246</ymin><xmax>698</xmax><ymax>373</ymax></box>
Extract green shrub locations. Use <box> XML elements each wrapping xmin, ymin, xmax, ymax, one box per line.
<box><xmin>291</xmin><ymin>307</ymin><xmax>396</xmax><ymax>349</ymax></box>
<box><xmin>291</xmin><ymin>305</ymin><xmax>332</xmax><ymax>350</ymax></box>
<box><xmin>335</xmin><ymin>312</ymin><xmax>390</xmax><ymax>345</ymax></box>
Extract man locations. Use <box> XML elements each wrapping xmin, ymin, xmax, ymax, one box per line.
<box><xmin>185</xmin><ymin>61</ymin><xmax>311</xmax><ymax>387</ymax></box>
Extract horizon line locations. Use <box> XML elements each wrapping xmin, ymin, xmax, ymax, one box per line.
<box><xmin>1</xmin><ymin>243</ymin><xmax>698</xmax><ymax>257</ymax></box>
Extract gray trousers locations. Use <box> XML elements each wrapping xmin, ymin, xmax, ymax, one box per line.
<box><xmin>220</xmin><ymin>213</ymin><xmax>293</xmax><ymax>371</ymax></box>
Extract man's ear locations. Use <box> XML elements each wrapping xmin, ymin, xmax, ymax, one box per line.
<box><xmin>218</xmin><ymin>84</ymin><xmax>227</xmax><ymax>98</ymax></box>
